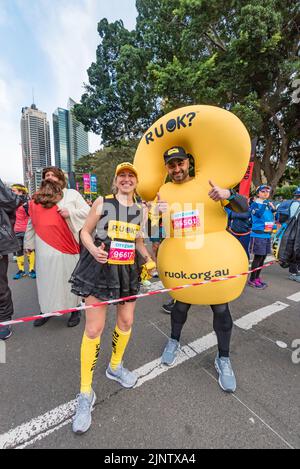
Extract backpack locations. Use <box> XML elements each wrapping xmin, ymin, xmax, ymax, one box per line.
<box><xmin>230</xmin><ymin>216</ymin><xmax>251</xmax><ymax>234</ymax></box>
<box><xmin>275</xmin><ymin>200</ymin><xmax>293</xmax><ymax>224</ymax></box>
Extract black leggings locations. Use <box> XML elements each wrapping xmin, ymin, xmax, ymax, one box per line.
<box><xmin>170</xmin><ymin>301</ymin><xmax>233</xmax><ymax>357</ymax></box>
<box><xmin>0</xmin><ymin>255</ymin><xmax>14</xmax><ymax>322</ymax></box>
<box><xmin>15</xmin><ymin>232</ymin><xmax>25</xmax><ymax>257</ymax></box>
<box><xmin>250</xmin><ymin>255</ymin><xmax>266</xmax><ymax>281</ymax></box>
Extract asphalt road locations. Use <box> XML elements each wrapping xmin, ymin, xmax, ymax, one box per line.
<box><xmin>0</xmin><ymin>257</ymin><xmax>299</xmax><ymax>450</ymax></box>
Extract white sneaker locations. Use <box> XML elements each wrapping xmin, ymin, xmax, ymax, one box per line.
<box><xmin>72</xmin><ymin>390</ymin><xmax>96</xmax><ymax>434</ymax></box>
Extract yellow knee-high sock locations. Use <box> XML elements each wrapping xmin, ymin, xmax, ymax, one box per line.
<box><xmin>80</xmin><ymin>334</ymin><xmax>101</xmax><ymax>394</ymax></box>
<box><xmin>16</xmin><ymin>255</ymin><xmax>25</xmax><ymax>272</ymax></box>
<box><xmin>27</xmin><ymin>251</ymin><xmax>35</xmax><ymax>271</ymax></box>
<box><xmin>110</xmin><ymin>325</ymin><xmax>132</xmax><ymax>370</ymax></box>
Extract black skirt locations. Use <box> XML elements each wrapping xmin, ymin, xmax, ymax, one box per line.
<box><xmin>69</xmin><ymin>240</ymin><xmax>140</xmax><ymax>302</ymax></box>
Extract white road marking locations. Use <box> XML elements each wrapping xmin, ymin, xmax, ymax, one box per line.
<box><xmin>234</xmin><ymin>302</ymin><xmax>289</xmax><ymax>330</ymax></box>
<box><xmin>287</xmin><ymin>291</ymin><xmax>300</xmax><ymax>302</ymax></box>
<box><xmin>16</xmin><ymin>419</ymin><xmax>72</xmax><ymax>450</ymax></box>
<box><xmin>134</xmin><ymin>332</ymin><xmax>216</xmax><ymax>389</ymax></box>
<box><xmin>0</xmin><ymin>298</ymin><xmax>292</xmax><ymax>449</ymax></box>
<box><xmin>276</xmin><ymin>341</ymin><xmax>288</xmax><ymax>349</ymax></box>
<box><xmin>231</xmin><ymin>394</ymin><xmax>294</xmax><ymax>449</ymax></box>
<box><xmin>0</xmin><ymin>400</ymin><xmax>76</xmax><ymax>450</ymax></box>
<box><xmin>202</xmin><ymin>368</ymin><xmax>294</xmax><ymax>450</ymax></box>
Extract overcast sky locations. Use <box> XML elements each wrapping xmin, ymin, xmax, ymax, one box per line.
<box><xmin>0</xmin><ymin>0</ymin><xmax>137</xmax><ymax>183</ymax></box>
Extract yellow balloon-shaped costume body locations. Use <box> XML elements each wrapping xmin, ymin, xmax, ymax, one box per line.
<box><xmin>134</xmin><ymin>105</ymin><xmax>251</xmax><ymax>305</ymax></box>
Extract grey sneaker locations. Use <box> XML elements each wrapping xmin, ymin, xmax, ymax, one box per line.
<box><xmin>106</xmin><ymin>363</ymin><xmax>137</xmax><ymax>388</ymax></box>
<box><xmin>72</xmin><ymin>390</ymin><xmax>96</xmax><ymax>434</ymax></box>
<box><xmin>161</xmin><ymin>338</ymin><xmax>180</xmax><ymax>366</ymax></box>
<box><xmin>289</xmin><ymin>274</ymin><xmax>300</xmax><ymax>283</ymax></box>
<box><xmin>214</xmin><ymin>356</ymin><xmax>236</xmax><ymax>393</ymax></box>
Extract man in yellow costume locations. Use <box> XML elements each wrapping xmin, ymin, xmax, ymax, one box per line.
<box><xmin>159</xmin><ymin>147</ymin><xmax>248</xmax><ymax>393</ymax></box>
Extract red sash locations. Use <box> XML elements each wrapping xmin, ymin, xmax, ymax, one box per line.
<box><xmin>29</xmin><ymin>202</ymin><xmax>80</xmax><ymax>254</ymax></box>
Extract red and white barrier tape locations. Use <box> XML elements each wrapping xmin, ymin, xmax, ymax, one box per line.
<box><xmin>0</xmin><ymin>261</ymin><xmax>276</xmax><ymax>328</ymax></box>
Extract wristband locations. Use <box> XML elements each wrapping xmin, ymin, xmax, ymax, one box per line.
<box><xmin>227</xmin><ymin>189</ymin><xmax>236</xmax><ymax>201</ymax></box>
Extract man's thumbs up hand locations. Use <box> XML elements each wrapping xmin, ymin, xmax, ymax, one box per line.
<box><xmin>208</xmin><ymin>180</ymin><xmax>230</xmax><ymax>201</ymax></box>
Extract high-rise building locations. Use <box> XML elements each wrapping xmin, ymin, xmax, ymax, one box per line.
<box><xmin>68</xmin><ymin>98</ymin><xmax>89</xmax><ymax>171</ymax></box>
<box><xmin>20</xmin><ymin>103</ymin><xmax>51</xmax><ymax>195</ymax></box>
<box><xmin>53</xmin><ymin>107</ymin><xmax>70</xmax><ymax>173</ymax></box>
<box><xmin>53</xmin><ymin>98</ymin><xmax>89</xmax><ymax>175</ymax></box>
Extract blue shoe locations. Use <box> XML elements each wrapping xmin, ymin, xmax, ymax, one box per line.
<box><xmin>214</xmin><ymin>356</ymin><xmax>236</xmax><ymax>393</ymax></box>
<box><xmin>13</xmin><ymin>270</ymin><xmax>26</xmax><ymax>280</ymax></box>
<box><xmin>161</xmin><ymin>338</ymin><xmax>180</xmax><ymax>366</ymax></box>
<box><xmin>289</xmin><ymin>274</ymin><xmax>300</xmax><ymax>283</ymax></box>
<box><xmin>72</xmin><ymin>390</ymin><xmax>96</xmax><ymax>434</ymax></box>
<box><xmin>106</xmin><ymin>363</ymin><xmax>137</xmax><ymax>388</ymax></box>
<box><xmin>28</xmin><ymin>270</ymin><xmax>36</xmax><ymax>279</ymax></box>
<box><xmin>0</xmin><ymin>326</ymin><xmax>12</xmax><ymax>340</ymax></box>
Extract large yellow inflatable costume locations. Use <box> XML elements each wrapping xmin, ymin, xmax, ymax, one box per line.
<box><xmin>134</xmin><ymin>105</ymin><xmax>251</xmax><ymax>305</ymax></box>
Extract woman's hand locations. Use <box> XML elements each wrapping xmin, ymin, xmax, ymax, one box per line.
<box><xmin>90</xmin><ymin>242</ymin><xmax>108</xmax><ymax>264</ymax></box>
<box><xmin>268</xmin><ymin>202</ymin><xmax>276</xmax><ymax>210</ymax></box>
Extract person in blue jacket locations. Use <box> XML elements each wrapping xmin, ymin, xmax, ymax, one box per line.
<box><xmin>248</xmin><ymin>185</ymin><xmax>276</xmax><ymax>289</ymax></box>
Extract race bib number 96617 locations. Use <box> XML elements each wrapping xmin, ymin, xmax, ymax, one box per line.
<box><xmin>108</xmin><ymin>241</ymin><xmax>135</xmax><ymax>265</ymax></box>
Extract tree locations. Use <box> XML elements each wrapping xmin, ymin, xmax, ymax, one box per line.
<box><xmin>73</xmin><ymin>18</ymin><xmax>158</xmax><ymax>145</ymax></box>
<box><xmin>74</xmin><ymin>141</ymin><xmax>137</xmax><ymax>195</ymax></box>
<box><xmin>75</xmin><ymin>0</ymin><xmax>300</xmax><ymax>189</ymax></box>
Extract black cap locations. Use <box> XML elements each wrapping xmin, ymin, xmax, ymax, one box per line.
<box><xmin>163</xmin><ymin>146</ymin><xmax>189</xmax><ymax>164</ymax></box>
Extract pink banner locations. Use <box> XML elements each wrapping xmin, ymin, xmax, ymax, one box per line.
<box><xmin>83</xmin><ymin>174</ymin><xmax>90</xmax><ymax>194</ymax></box>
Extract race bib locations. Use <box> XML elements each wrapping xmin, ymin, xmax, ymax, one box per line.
<box><xmin>171</xmin><ymin>210</ymin><xmax>200</xmax><ymax>235</ymax></box>
<box><xmin>264</xmin><ymin>221</ymin><xmax>274</xmax><ymax>233</ymax></box>
<box><xmin>108</xmin><ymin>241</ymin><xmax>135</xmax><ymax>265</ymax></box>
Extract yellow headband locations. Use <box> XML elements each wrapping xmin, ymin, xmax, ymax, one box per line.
<box><xmin>11</xmin><ymin>185</ymin><xmax>28</xmax><ymax>193</ymax></box>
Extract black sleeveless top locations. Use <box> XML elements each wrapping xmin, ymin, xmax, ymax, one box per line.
<box><xmin>96</xmin><ymin>194</ymin><xmax>143</xmax><ymax>265</ymax></box>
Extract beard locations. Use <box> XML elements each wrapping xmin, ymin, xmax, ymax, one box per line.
<box><xmin>170</xmin><ymin>168</ymin><xmax>189</xmax><ymax>183</ymax></box>
<box><xmin>32</xmin><ymin>179</ymin><xmax>63</xmax><ymax>208</ymax></box>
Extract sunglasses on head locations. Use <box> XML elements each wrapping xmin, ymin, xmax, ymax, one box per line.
<box><xmin>260</xmin><ymin>189</ymin><xmax>270</xmax><ymax>193</ymax></box>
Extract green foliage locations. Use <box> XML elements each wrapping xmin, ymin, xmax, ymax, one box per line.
<box><xmin>274</xmin><ymin>184</ymin><xmax>298</xmax><ymax>200</ymax></box>
<box><xmin>74</xmin><ymin>0</ymin><xmax>300</xmax><ymax>189</ymax></box>
<box><xmin>74</xmin><ymin>141</ymin><xmax>137</xmax><ymax>196</ymax></box>
<box><xmin>278</xmin><ymin>165</ymin><xmax>300</xmax><ymax>187</ymax></box>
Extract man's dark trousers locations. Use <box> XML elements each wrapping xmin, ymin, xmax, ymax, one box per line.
<box><xmin>0</xmin><ymin>255</ymin><xmax>13</xmax><ymax>322</ymax></box>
